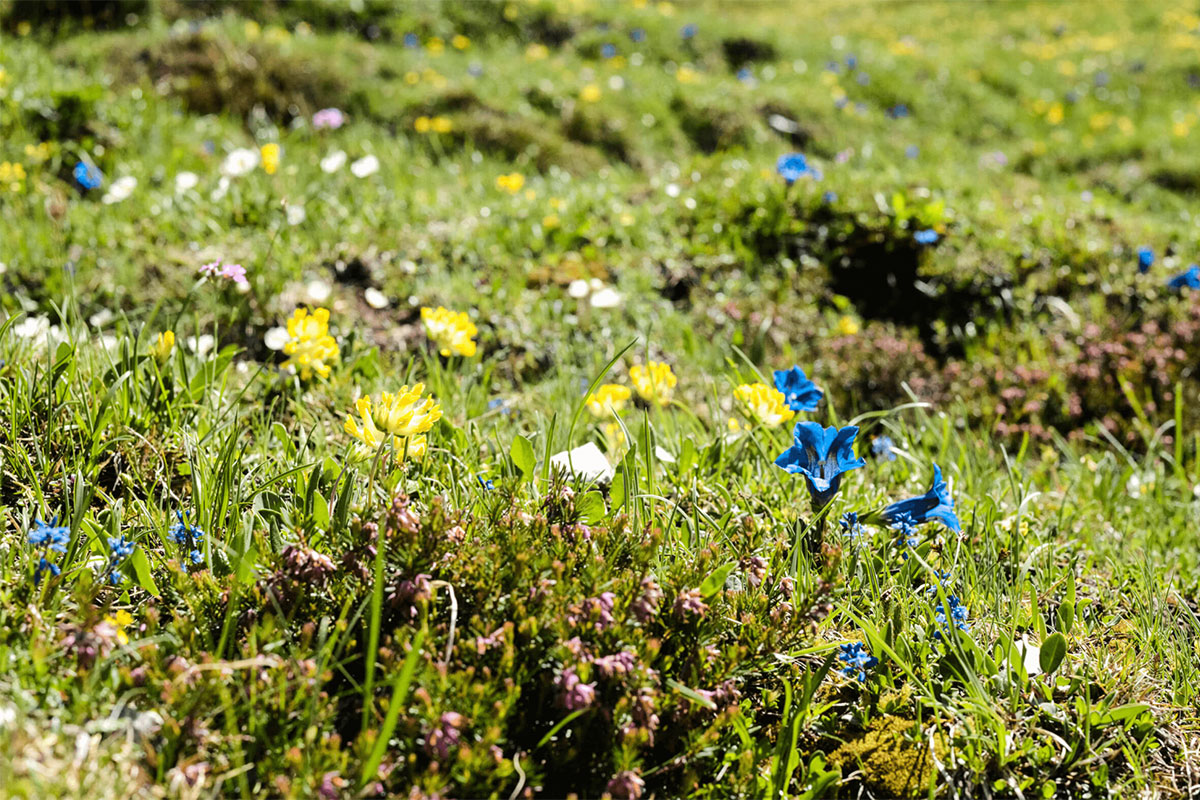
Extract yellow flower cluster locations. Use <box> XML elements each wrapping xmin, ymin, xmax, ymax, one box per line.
<box><xmin>630</xmin><ymin>361</ymin><xmax>677</xmax><ymax>407</ymax></box>
<box><xmin>585</xmin><ymin>384</ymin><xmax>631</xmax><ymax>417</ymax></box>
<box><xmin>24</xmin><ymin>142</ymin><xmax>52</xmax><ymax>163</ymax></box>
<box><xmin>415</xmin><ymin>116</ymin><xmax>454</xmax><ymax>134</ymax></box>
<box><xmin>282</xmin><ymin>307</ymin><xmax>340</xmax><ymax>379</ymax></box>
<box><xmin>734</xmin><ymin>382</ymin><xmax>795</xmax><ymax>428</ymax></box>
<box><xmin>421</xmin><ymin>306</ymin><xmax>478</xmax><ymax>357</ymax></box>
<box><xmin>344</xmin><ymin>384</ymin><xmax>442</xmax><ymax>462</ymax></box>
<box><xmin>260</xmin><ymin>143</ymin><xmax>281</xmax><ymax>174</ymax></box>
<box><xmin>0</xmin><ymin>161</ymin><xmax>26</xmax><ymax>191</ymax></box>
<box><xmin>496</xmin><ymin>172</ymin><xmax>525</xmax><ymax>194</ymax></box>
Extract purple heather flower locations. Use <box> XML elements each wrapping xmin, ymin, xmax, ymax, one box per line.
<box><xmin>606</xmin><ymin>770</ymin><xmax>646</xmax><ymax>800</ymax></box>
<box><xmin>556</xmin><ymin>667</ymin><xmax>596</xmax><ymax>710</ymax></box>
<box><xmin>673</xmin><ymin>587</ymin><xmax>708</xmax><ymax>618</ymax></box>
<box><xmin>633</xmin><ymin>577</ymin><xmax>662</xmax><ymax>622</ymax></box>
<box><xmin>312</xmin><ymin>108</ymin><xmax>346</xmax><ymax>130</ymax></box>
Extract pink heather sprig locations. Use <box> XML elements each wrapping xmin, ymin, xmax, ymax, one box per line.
<box><xmin>199</xmin><ymin>260</ymin><xmax>249</xmax><ymax>288</ymax></box>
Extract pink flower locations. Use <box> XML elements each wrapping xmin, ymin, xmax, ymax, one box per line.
<box><xmin>632</xmin><ymin>577</ymin><xmax>662</xmax><ymax>622</ymax></box>
<box><xmin>199</xmin><ymin>260</ymin><xmax>249</xmax><ymax>288</ymax></box>
<box><xmin>673</xmin><ymin>587</ymin><xmax>708</xmax><ymax>618</ymax></box>
<box><xmin>555</xmin><ymin>667</ymin><xmax>596</xmax><ymax>710</ymax></box>
<box><xmin>605</xmin><ymin>770</ymin><xmax>646</xmax><ymax>799</ymax></box>
<box><xmin>312</xmin><ymin>108</ymin><xmax>346</xmax><ymax>130</ymax></box>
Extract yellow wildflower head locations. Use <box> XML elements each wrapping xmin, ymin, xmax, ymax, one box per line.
<box><xmin>837</xmin><ymin>316</ymin><xmax>860</xmax><ymax>336</ymax></box>
<box><xmin>103</xmin><ymin>610</ymin><xmax>134</xmax><ymax>645</ymax></box>
<box><xmin>496</xmin><ymin>172</ymin><xmax>525</xmax><ymax>194</ymax></box>
<box><xmin>344</xmin><ymin>385</ymin><xmax>441</xmax><ymax>462</ymax></box>
<box><xmin>431</xmin><ymin>116</ymin><xmax>453</xmax><ymax>134</ymax></box>
<box><xmin>152</xmin><ymin>330</ymin><xmax>175</xmax><ymax>363</ymax></box>
<box><xmin>260</xmin><ymin>143</ymin><xmax>281</xmax><ymax>175</ymax></box>
<box><xmin>414</xmin><ymin>116</ymin><xmax>431</xmax><ymax>133</ymax></box>
<box><xmin>602</xmin><ymin>421</ymin><xmax>627</xmax><ymax>457</ymax></box>
<box><xmin>630</xmin><ymin>361</ymin><xmax>677</xmax><ymax>407</ymax></box>
<box><xmin>282</xmin><ymin>307</ymin><xmax>340</xmax><ymax>380</ymax></box>
<box><xmin>580</xmin><ymin>84</ymin><xmax>602</xmax><ymax>102</ymax></box>
<box><xmin>734</xmin><ymin>382</ymin><xmax>795</xmax><ymax>428</ymax></box>
<box><xmin>451</xmin><ymin>34</ymin><xmax>470</xmax><ymax>50</ymax></box>
<box><xmin>421</xmin><ymin>306</ymin><xmax>478</xmax><ymax>357</ymax></box>
<box><xmin>586</xmin><ymin>384</ymin><xmax>632</xmax><ymax>418</ymax></box>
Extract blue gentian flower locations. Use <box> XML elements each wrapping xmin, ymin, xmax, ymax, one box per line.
<box><xmin>838</xmin><ymin>641</ymin><xmax>877</xmax><ymax>681</ymax></box>
<box><xmin>774</xmin><ymin>422</ymin><xmax>865</xmax><ymax>508</ymax></box>
<box><xmin>914</xmin><ymin>229</ymin><xmax>939</xmax><ymax>245</ymax></box>
<box><xmin>933</xmin><ymin>595</ymin><xmax>969</xmax><ymax>640</ymax></box>
<box><xmin>680</xmin><ymin>23</ymin><xmax>697</xmax><ymax>39</ymax></box>
<box><xmin>1136</xmin><ymin>246</ymin><xmax>1154</xmax><ymax>273</ymax></box>
<box><xmin>73</xmin><ymin>161</ymin><xmax>104</xmax><ymax>190</ymax></box>
<box><xmin>772</xmin><ymin>366</ymin><xmax>822</xmax><ymax>412</ymax></box>
<box><xmin>1167</xmin><ymin>264</ymin><xmax>1200</xmax><ymax>290</ymax></box>
<box><xmin>601</xmin><ymin>43</ymin><xmax>617</xmax><ymax>59</ymax></box>
<box><xmin>29</xmin><ymin>517</ymin><xmax>71</xmax><ymax>553</ymax></box>
<box><xmin>840</xmin><ymin>512</ymin><xmax>865</xmax><ymax>543</ymax></box>
<box><xmin>871</xmin><ymin>435</ymin><xmax>897</xmax><ymax>461</ymax></box>
<box><xmin>477</xmin><ymin>475</ymin><xmax>495</xmax><ymax>491</ymax></box>
<box><xmin>775</xmin><ymin>153</ymin><xmax>819</xmax><ymax>185</ymax></box>
<box><xmin>877</xmin><ymin>464</ymin><xmax>962</xmax><ymax>533</ymax></box>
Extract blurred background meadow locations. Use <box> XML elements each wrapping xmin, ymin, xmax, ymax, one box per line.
<box><xmin>1</xmin><ymin>0</ymin><xmax>1199</xmax><ymax>797</ymax></box>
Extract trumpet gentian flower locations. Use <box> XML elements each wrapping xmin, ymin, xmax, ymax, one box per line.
<box><xmin>772</xmin><ymin>366</ymin><xmax>822</xmax><ymax>412</ymax></box>
<box><xmin>774</xmin><ymin>422</ymin><xmax>865</xmax><ymax>508</ymax></box>
<box><xmin>876</xmin><ymin>464</ymin><xmax>961</xmax><ymax>533</ymax></box>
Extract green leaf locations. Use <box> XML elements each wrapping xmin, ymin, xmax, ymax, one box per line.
<box><xmin>678</xmin><ymin>436</ymin><xmax>697</xmax><ymax>475</ymax></box>
<box><xmin>576</xmin><ymin>491</ymin><xmax>605</xmax><ymax>524</ymax></box>
<box><xmin>131</xmin><ymin>547</ymin><xmax>159</xmax><ymax>595</ymax></box>
<box><xmin>510</xmin><ymin>434</ymin><xmax>535</xmax><ymax>480</ymax></box>
<box><xmin>1094</xmin><ymin>703</ymin><xmax>1150</xmax><ymax>727</ymax></box>
<box><xmin>667</xmin><ymin>678</ymin><xmax>717</xmax><ymax>710</ymax></box>
<box><xmin>610</xmin><ymin>471</ymin><xmax>626</xmax><ymax>510</ymax></box>
<box><xmin>312</xmin><ymin>492</ymin><xmax>330</xmax><ymax>530</ymax></box>
<box><xmin>699</xmin><ymin>563</ymin><xmax>737</xmax><ymax>598</ymax></box>
<box><xmin>1039</xmin><ymin>632</ymin><xmax>1067</xmax><ymax>675</ymax></box>
<box><xmin>360</xmin><ymin>628</ymin><xmax>426</xmax><ymax>786</ymax></box>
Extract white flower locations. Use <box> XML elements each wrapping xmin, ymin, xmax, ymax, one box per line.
<box><xmin>320</xmin><ymin>149</ymin><xmax>347</xmax><ymax>174</ymax></box>
<box><xmin>306</xmin><ymin>279</ymin><xmax>332</xmax><ymax>303</ymax></box>
<box><xmin>101</xmin><ymin>176</ymin><xmax>137</xmax><ymax>205</ymax></box>
<box><xmin>263</xmin><ymin>327</ymin><xmax>289</xmax><ymax>351</ymax></box>
<box><xmin>286</xmin><ymin>204</ymin><xmax>307</xmax><ymax>226</ymax></box>
<box><xmin>364</xmin><ymin>287</ymin><xmax>388</xmax><ymax>309</ymax></box>
<box><xmin>568</xmin><ymin>279</ymin><xmax>590</xmax><ymax>299</ymax></box>
<box><xmin>350</xmin><ymin>154</ymin><xmax>380</xmax><ymax>178</ymax></box>
<box><xmin>186</xmin><ymin>334</ymin><xmax>215</xmax><ymax>356</ymax></box>
<box><xmin>175</xmin><ymin>171</ymin><xmax>200</xmax><ymax>193</ymax></box>
<box><xmin>590</xmin><ymin>286</ymin><xmax>622</xmax><ymax>308</ymax></box>
<box><xmin>221</xmin><ymin>147</ymin><xmax>260</xmax><ymax>177</ymax></box>
<box><xmin>13</xmin><ymin>315</ymin><xmax>50</xmax><ymax>339</ymax></box>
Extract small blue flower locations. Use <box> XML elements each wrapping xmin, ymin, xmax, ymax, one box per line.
<box><xmin>774</xmin><ymin>422</ymin><xmax>865</xmax><ymax>509</ymax></box>
<box><xmin>839</xmin><ymin>512</ymin><xmax>865</xmax><ymax>543</ymax></box>
<box><xmin>838</xmin><ymin>641</ymin><xmax>877</xmax><ymax>681</ymax></box>
<box><xmin>403</xmin><ymin>33</ymin><xmax>420</xmax><ymax>48</ymax></box>
<box><xmin>601</xmin><ymin>43</ymin><xmax>617</xmax><ymax>59</ymax></box>
<box><xmin>108</xmin><ymin>535</ymin><xmax>135</xmax><ymax>561</ymax></box>
<box><xmin>73</xmin><ymin>161</ymin><xmax>104</xmax><ymax>190</ymax></box>
<box><xmin>737</xmin><ymin>67</ymin><xmax>754</xmax><ymax>83</ymax></box>
<box><xmin>773</xmin><ymin>366</ymin><xmax>822</xmax><ymax>412</ymax></box>
<box><xmin>890</xmin><ymin>511</ymin><xmax>920</xmax><ymax>552</ymax></box>
<box><xmin>1136</xmin><ymin>246</ymin><xmax>1154</xmax><ymax>273</ymax></box>
<box><xmin>1167</xmin><ymin>265</ymin><xmax>1200</xmax><ymax>290</ymax></box>
<box><xmin>190</xmin><ymin>549</ymin><xmax>203</xmax><ymax>565</ymax></box>
<box><xmin>775</xmin><ymin>153</ymin><xmax>819</xmax><ymax>185</ymax></box>
<box><xmin>905</xmin><ymin>145</ymin><xmax>919</xmax><ymax>159</ymax></box>
<box><xmin>871</xmin><ymin>435</ymin><xmax>897</xmax><ymax>461</ymax></box>
<box><xmin>822</xmin><ymin>191</ymin><xmax>837</xmax><ymax>203</ymax></box>
<box><xmin>169</xmin><ymin>511</ymin><xmax>206</xmax><ymax>550</ymax></box>
<box><xmin>477</xmin><ymin>475</ymin><xmax>495</xmax><ymax>491</ymax></box>
<box><xmin>914</xmin><ymin>229</ymin><xmax>939</xmax><ymax>245</ymax></box>
<box><xmin>924</xmin><ymin>569</ymin><xmax>953</xmax><ymax>596</ymax></box>
<box><xmin>933</xmin><ymin>595</ymin><xmax>969</xmax><ymax>640</ymax></box>
<box><xmin>888</xmin><ymin>104</ymin><xmax>909</xmax><ymax>119</ymax></box>
<box><xmin>34</xmin><ymin>557</ymin><xmax>61</xmax><ymax>584</ymax></box>
<box><xmin>630</xmin><ymin>27</ymin><xmax>645</xmax><ymax>43</ymax></box>
<box><xmin>877</xmin><ymin>464</ymin><xmax>962</xmax><ymax>533</ymax></box>
<box><xmin>29</xmin><ymin>517</ymin><xmax>71</xmax><ymax>553</ymax></box>
<box><xmin>680</xmin><ymin>23</ymin><xmax>698</xmax><ymax>40</ymax></box>
<box><xmin>845</xmin><ymin>55</ymin><xmax>858</xmax><ymax>70</ymax></box>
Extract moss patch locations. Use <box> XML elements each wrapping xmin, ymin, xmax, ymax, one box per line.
<box><xmin>828</xmin><ymin>716</ymin><xmax>945</xmax><ymax>799</ymax></box>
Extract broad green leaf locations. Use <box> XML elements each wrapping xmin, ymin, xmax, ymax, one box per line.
<box><xmin>1039</xmin><ymin>632</ymin><xmax>1067</xmax><ymax>675</ymax></box>
<box><xmin>576</xmin><ymin>491</ymin><xmax>605</xmax><ymax>524</ymax></box>
<box><xmin>510</xmin><ymin>434</ymin><xmax>535</xmax><ymax>480</ymax></box>
<box><xmin>699</xmin><ymin>563</ymin><xmax>737</xmax><ymax>598</ymax></box>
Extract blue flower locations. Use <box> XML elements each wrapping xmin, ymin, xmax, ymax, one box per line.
<box><xmin>477</xmin><ymin>475</ymin><xmax>495</xmax><ymax>491</ymax></box>
<box><xmin>913</xmin><ymin>228</ymin><xmax>939</xmax><ymax>245</ymax></box>
<box><xmin>736</xmin><ymin>67</ymin><xmax>754</xmax><ymax>83</ymax></box>
<box><xmin>890</xmin><ymin>511</ymin><xmax>920</xmax><ymax>553</ymax></box>
<box><xmin>601</xmin><ymin>43</ymin><xmax>617</xmax><ymax>59</ymax></box>
<box><xmin>845</xmin><ymin>55</ymin><xmax>858</xmax><ymax>70</ymax></box>
<box><xmin>933</xmin><ymin>595</ymin><xmax>969</xmax><ymax>640</ymax></box>
<box><xmin>29</xmin><ymin>517</ymin><xmax>70</xmax><ymax>553</ymax></box>
<box><xmin>905</xmin><ymin>145</ymin><xmax>919</xmax><ymax>159</ymax></box>
<box><xmin>1136</xmin><ymin>246</ymin><xmax>1154</xmax><ymax>273</ymax></box>
<box><xmin>108</xmin><ymin>535</ymin><xmax>135</xmax><ymax>561</ymax></box>
<box><xmin>822</xmin><ymin>191</ymin><xmax>837</xmax><ymax>203</ymax></box>
<box><xmin>838</xmin><ymin>641</ymin><xmax>877</xmax><ymax>681</ymax></box>
<box><xmin>774</xmin><ymin>422</ymin><xmax>865</xmax><ymax>508</ymax></box>
<box><xmin>877</xmin><ymin>464</ymin><xmax>962</xmax><ymax>533</ymax></box>
<box><xmin>888</xmin><ymin>104</ymin><xmax>909</xmax><ymax>119</ymax></box>
<box><xmin>871</xmin><ymin>435</ymin><xmax>897</xmax><ymax>461</ymax></box>
<box><xmin>680</xmin><ymin>23</ymin><xmax>697</xmax><ymax>39</ymax></box>
<box><xmin>775</xmin><ymin>153</ymin><xmax>819</xmax><ymax>185</ymax></box>
<box><xmin>403</xmin><ymin>33</ymin><xmax>420</xmax><ymax>48</ymax></box>
<box><xmin>630</xmin><ymin>27</ymin><xmax>645</xmax><ymax>43</ymax></box>
<box><xmin>1167</xmin><ymin>264</ymin><xmax>1200</xmax><ymax>290</ymax></box>
<box><xmin>839</xmin><ymin>512</ymin><xmax>865</xmax><ymax>543</ymax></box>
<box><xmin>169</xmin><ymin>511</ymin><xmax>206</xmax><ymax>552</ymax></box>
<box><xmin>34</xmin><ymin>557</ymin><xmax>61</xmax><ymax>584</ymax></box>
<box><xmin>73</xmin><ymin>161</ymin><xmax>104</xmax><ymax>190</ymax></box>
<box><xmin>772</xmin><ymin>366</ymin><xmax>822</xmax><ymax>412</ymax></box>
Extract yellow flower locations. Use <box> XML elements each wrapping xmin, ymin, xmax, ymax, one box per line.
<box><xmin>542</xmin><ymin>213</ymin><xmax>560</xmax><ymax>229</ymax></box>
<box><xmin>496</xmin><ymin>172</ymin><xmax>525</xmax><ymax>194</ymax></box>
<box><xmin>602</xmin><ymin>421</ymin><xmax>627</xmax><ymax>457</ymax></box>
<box><xmin>526</xmin><ymin>43</ymin><xmax>549</xmax><ymax>60</ymax></box>
<box><xmin>344</xmin><ymin>386</ymin><xmax>440</xmax><ymax>462</ymax></box>
<box><xmin>580</xmin><ymin>84</ymin><xmax>602</xmax><ymax>102</ymax></box>
<box><xmin>1046</xmin><ymin>103</ymin><xmax>1064</xmax><ymax>125</ymax></box>
<box><xmin>260</xmin><ymin>143</ymin><xmax>281</xmax><ymax>175</ymax></box>
<box><xmin>452</xmin><ymin>34</ymin><xmax>470</xmax><ymax>50</ymax></box>
<box><xmin>414</xmin><ymin>116</ymin><xmax>432</xmax><ymax>133</ymax></box>
<box><xmin>734</xmin><ymin>382</ymin><xmax>795</xmax><ymax>428</ymax></box>
<box><xmin>420</xmin><ymin>306</ymin><xmax>478</xmax><ymax>357</ymax></box>
<box><xmin>104</xmin><ymin>610</ymin><xmax>134</xmax><ymax>646</ymax></box>
<box><xmin>630</xmin><ymin>361</ymin><xmax>677</xmax><ymax>407</ymax></box>
<box><xmin>586</xmin><ymin>384</ymin><xmax>632</xmax><ymax>417</ymax></box>
<box><xmin>427</xmin><ymin>36</ymin><xmax>445</xmax><ymax>55</ymax></box>
<box><xmin>431</xmin><ymin>116</ymin><xmax>453</xmax><ymax>134</ymax></box>
<box><xmin>152</xmin><ymin>330</ymin><xmax>175</xmax><ymax>363</ymax></box>
<box><xmin>837</xmin><ymin>316</ymin><xmax>860</xmax><ymax>336</ymax></box>
<box><xmin>405</xmin><ymin>70</ymin><xmax>420</xmax><ymax>85</ymax></box>
<box><xmin>0</xmin><ymin>161</ymin><xmax>25</xmax><ymax>191</ymax></box>
<box><xmin>676</xmin><ymin>66</ymin><xmax>699</xmax><ymax>84</ymax></box>
<box><xmin>24</xmin><ymin>142</ymin><xmax>52</xmax><ymax>163</ymax></box>
<box><xmin>282</xmin><ymin>307</ymin><xmax>340</xmax><ymax>380</ymax></box>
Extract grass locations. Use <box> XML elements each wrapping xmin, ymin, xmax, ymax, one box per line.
<box><xmin>0</xmin><ymin>0</ymin><xmax>1199</xmax><ymax>797</ymax></box>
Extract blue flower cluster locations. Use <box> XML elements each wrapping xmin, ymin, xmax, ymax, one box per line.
<box><xmin>169</xmin><ymin>511</ymin><xmax>206</xmax><ymax>565</ymax></box>
<box><xmin>913</xmin><ymin>228</ymin><xmax>939</xmax><ymax>245</ymax></box>
<box><xmin>29</xmin><ymin>517</ymin><xmax>70</xmax><ymax>583</ymax></box>
<box><xmin>933</xmin><ymin>595</ymin><xmax>970</xmax><ymax>640</ymax></box>
<box><xmin>775</xmin><ymin>153</ymin><xmax>821</xmax><ymax>185</ymax></box>
<box><xmin>871</xmin><ymin>435</ymin><xmax>897</xmax><ymax>461</ymax></box>
<box><xmin>106</xmin><ymin>535</ymin><xmax>135</xmax><ymax>585</ymax></box>
<box><xmin>838</xmin><ymin>641</ymin><xmax>878</xmax><ymax>681</ymax></box>
<box><xmin>839</xmin><ymin>511</ymin><xmax>865</xmax><ymax>543</ymax></box>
